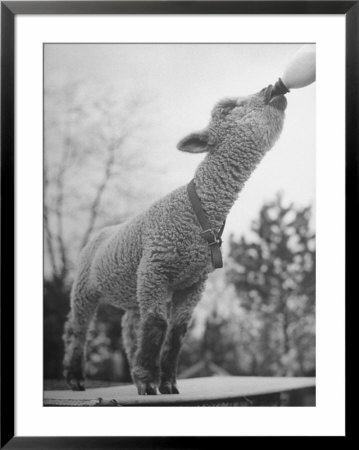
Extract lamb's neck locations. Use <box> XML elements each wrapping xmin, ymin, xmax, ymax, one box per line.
<box><xmin>193</xmin><ymin>143</ymin><xmax>263</xmax><ymax>229</ymax></box>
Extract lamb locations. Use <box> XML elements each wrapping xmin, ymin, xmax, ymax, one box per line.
<box><xmin>63</xmin><ymin>85</ymin><xmax>287</xmax><ymax>395</ymax></box>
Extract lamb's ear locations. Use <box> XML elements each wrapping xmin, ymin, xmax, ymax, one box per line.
<box><xmin>177</xmin><ymin>130</ymin><xmax>213</xmax><ymax>153</ymax></box>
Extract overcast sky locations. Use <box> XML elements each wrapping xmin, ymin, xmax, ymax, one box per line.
<box><xmin>45</xmin><ymin>43</ymin><xmax>315</xmax><ymax>243</ymax></box>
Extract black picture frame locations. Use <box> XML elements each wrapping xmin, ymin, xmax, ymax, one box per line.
<box><xmin>1</xmin><ymin>1</ymin><xmax>356</xmax><ymax>447</ymax></box>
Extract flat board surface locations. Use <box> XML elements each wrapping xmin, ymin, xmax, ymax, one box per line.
<box><xmin>44</xmin><ymin>376</ymin><xmax>315</xmax><ymax>406</ymax></box>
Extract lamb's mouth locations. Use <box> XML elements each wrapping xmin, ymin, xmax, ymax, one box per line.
<box><xmin>269</xmin><ymin>94</ymin><xmax>287</xmax><ymax>111</ymax></box>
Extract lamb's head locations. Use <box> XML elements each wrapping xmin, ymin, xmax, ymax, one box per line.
<box><xmin>177</xmin><ymin>85</ymin><xmax>286</xmax><ymax>158</ymax></box>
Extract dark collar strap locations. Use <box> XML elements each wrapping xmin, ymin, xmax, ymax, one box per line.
<box><xmin>187</xmin><ymin>179</ymin><xmax>225</xmax><ymax>269</ymax></box>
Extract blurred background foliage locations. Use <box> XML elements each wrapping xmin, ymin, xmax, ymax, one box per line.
<box><xmin>44</xmin><ymin>81</ymin><xmax>315</xmax><ymax>382</ymax></box>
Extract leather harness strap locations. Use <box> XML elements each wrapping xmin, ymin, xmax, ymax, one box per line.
<box><xmin>187</xmin><ymin>179</ymin><xmax>225</xmax><ymax>269</ymax></box>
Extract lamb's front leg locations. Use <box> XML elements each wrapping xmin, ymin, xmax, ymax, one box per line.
<box><xmin>133</xmin><ymin>264</ymin><xmax>170</xmax><ymax>395</ymax></box>
<box><xmin>159</xmin><ymin>278</ymin><xmax>206</xmax><ymax>395</ymax></box>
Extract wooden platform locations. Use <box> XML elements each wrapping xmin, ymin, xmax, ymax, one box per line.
<box><xmin>44</xmin><ymin>376</ymin><xmax>315</xmax><ymax>406</ymax></box>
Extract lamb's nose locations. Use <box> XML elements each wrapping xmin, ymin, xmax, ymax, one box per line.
<box><xmin>269</xmin><ymin>94</ymin><xmax>287</xmax><ymax>111</ymax></box>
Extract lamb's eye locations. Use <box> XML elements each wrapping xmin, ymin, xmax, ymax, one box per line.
<box><xmin>221</xmin><ymin>105</ymin><xmax>236</xmax><ymax>115</ymax></box>
<box><xmin>215</xmin><ymin>98</ymin><xmax>238</xmax><ymax>116</ymax></box>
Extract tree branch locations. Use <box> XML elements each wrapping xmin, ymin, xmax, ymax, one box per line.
<box><xmin>44</xmin><ymin>178</ymin><xmax>59</xmax><ymax>279</ymax></box>
<box><xmin>53</xmin><ymin>136</ymin><xmax>73</xmax><ymax>280</ymax></box>
<box><xmin>80</xmin><ymin>137</ymin><xmax>124</xmax><ymax>249</ymax></box>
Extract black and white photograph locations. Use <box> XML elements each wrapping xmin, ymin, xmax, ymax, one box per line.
<box><xmin>42</xmin><ymin>43</ymin><xmax>316</xmax><ymax>407</ymax></box>
<box><xmin>2</xmin><ymin>0</ymin><xmax>354</xmax><ymax>443</ymax></box>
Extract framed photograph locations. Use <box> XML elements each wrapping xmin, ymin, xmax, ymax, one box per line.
<box><xmin>1</xmin><ymin>1</ymin><xmax>355</xmax><ymax>446</ymax></box>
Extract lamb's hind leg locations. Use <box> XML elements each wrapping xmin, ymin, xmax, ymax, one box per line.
<box><xmin>63</xmin><ymin>289</ymin><xmax>99</xmax><ymax>391</ymax></box>
<box><xmin>159</xmin><ymin>278</ymin><xmax>206</xmax><ymax>394</ymax></box>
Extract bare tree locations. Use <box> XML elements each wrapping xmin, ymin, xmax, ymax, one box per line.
<box><xmin>44</xmin><ymin>81</ymin><xmax>157</xmax><ymax>286</ymax></box>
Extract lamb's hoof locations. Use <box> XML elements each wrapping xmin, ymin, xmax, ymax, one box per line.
<box><xmin>136</xmin><ymin>382</ymin><xmax>158</xmax><ymax>395</ymax></box>
<box><xmin>159</xmin><ymin>382</ymin><xmax>180</xmax><ymax>395</ymax></box>
<box><xmin>64</xmin><ymin>369</ymin><xmax>85</xmax><ymax>391</ymax></box>
<box><xmin>68</xmin><ymin>378</ymin><xmax>85</xmax><ymax>391</ymax></box>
